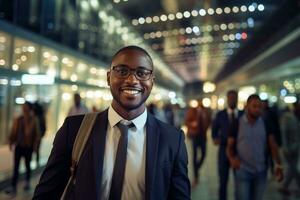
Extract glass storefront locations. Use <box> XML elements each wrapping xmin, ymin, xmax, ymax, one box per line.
<box><xmin>0</xmin><ymin>31</ymin><xmax>11</xmax><ymax>68</ymax></box>
<box><xmin>12</xmin><ymin>38</ymin><xmax>39</xmax><ymax>73</ymax></box>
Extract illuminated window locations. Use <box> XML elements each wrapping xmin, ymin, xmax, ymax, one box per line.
<box><xmin>0</xmin><ymin>31</ymin><xmax>11</xmax><ymax>68</ymax></box>
<box><xmin>13</xmin><ymin>38</ymin><xmax>39</xmax><ymax>73</ymax></box>
<box><xmin>60</xmin><ymin>55</ymin><xmax>77</xmax><ymax>80</ymax></box>
<box><xmin>41</xmin><ymin>47</ymin><xmax>59</xmax><ymax>77</ymax></box>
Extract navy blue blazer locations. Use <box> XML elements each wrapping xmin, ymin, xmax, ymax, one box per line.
<box><xmin>33</xmin><ymin>110</ymin><xmax>190</xmax><ymax>200</ymax></box>
<box><xmin>212</xmin><ymin>109</ymin><xmax>243</xmax><ymax>147</ymax></box>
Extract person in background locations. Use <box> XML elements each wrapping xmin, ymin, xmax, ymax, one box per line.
<box><xmin>212</xmin><ymin>90</ymin><xmax>243</xmax><ymax>200</ymax></box>
<box><xmin>147</xmin><ymin>102</ymin><xmax>157</xmax><ymax>116</ymax></box>
<box><xmin>6</xmin><ymin>101</ymin><xmax>40</xmax><ymax>196</ymax></box>
<box><xmin>33</xmin><ymin>102</ymin><xmax>46</xmax><ymax>167</ymax></box>
<box><xmin>164</xmin><ymin>103</ymin><xmax>175</xmax><ymax>126</ymax></box>
<box><xmin>278</xmin><ymin>102</ymin><xmax>300</xmax><ymax>196</ymax></box>
<box><xmin>67</xmin><ymin>93</ymin><xmax>89</xmax><ymax>116</ymax></box>
<box><xmin>227</xmin><ymin>94</ymin><xmax>283</xmax><ymax>200</ymax></box>
<box><xmin>185</xmin><ymin>101</ymin><xmax>207</xmax><ymax>187</ymax></box>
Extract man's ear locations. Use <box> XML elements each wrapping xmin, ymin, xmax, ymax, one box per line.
<box><xmin>107</xmin><ymin>71</ymin><xmax>111</xmax><ymax>86</ymax></box>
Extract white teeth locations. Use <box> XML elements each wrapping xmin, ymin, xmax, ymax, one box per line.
<box><xmin>123</xmin><ymin>90</ymin><xmax>140</xmax><ymax>95</ymax></box>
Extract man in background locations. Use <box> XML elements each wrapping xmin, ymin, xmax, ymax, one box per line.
<box><xmin>212</xmin><ymin>90</ymin><xmax>242</xmax><ymax>200</ymax></box>
<box><xmin>67</xmin><ymin>93</ymin><xmax>89</xmax><ymax>116</ymax></box>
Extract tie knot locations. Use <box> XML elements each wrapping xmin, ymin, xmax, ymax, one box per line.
<box><xmin>117</xmin><ymin>121</ymin><xmax>134</xmax><ymax>134</ymax></box>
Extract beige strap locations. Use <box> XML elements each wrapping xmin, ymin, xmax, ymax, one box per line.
<box><xmin>60</xmin><ymin>112</ymin><xmax>98</xmax><ymax>200</ymax></box>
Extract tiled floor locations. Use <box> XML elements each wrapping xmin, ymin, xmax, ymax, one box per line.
<box><xmin>0</xmin><ymin>132</ymin><xmax>299</xmax><ymax>200</ymax></box>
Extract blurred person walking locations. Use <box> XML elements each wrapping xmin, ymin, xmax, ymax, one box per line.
<box><xmin>278</xmin><ymin>102</ymin><xmax>300</xmax><ymax>196</ymax></box>
<box><xmin>67</xmin><ymin>93</ymin><xmax>89</xmax><ymax>116</ymax></box>
<box><xmin>33</xmin><ymin>102</ymin><xmax>46</xmax><ymax>167</ymax></box>
<box><xmin>212</xmin><ymin>90</ymin><xmax>243</xmax><ymax>200</ymax></box>
<box><xmin>6</xmin><ymin>101</ymin><xmax>40</xmax><ymax>195</ymax></box>
<box><xmin>227</xmin><ymin>94</ymin><xmax>283</xmax><ymax>200</ymax></box>
<box><xmin>185</xmin><ymin>101</ymin><xmax>208</xmax><ymax>187</ymax></box>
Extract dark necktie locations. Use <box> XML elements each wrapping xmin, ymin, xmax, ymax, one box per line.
<box><xmin>109</xmin><ymin>121</ymin><xmax>133</xmax><ymax>200</ymax></box>
<box><xmin>230</xmin><ymin>111</ymin><xmax>235</xmax><ymax>122</ymax></box>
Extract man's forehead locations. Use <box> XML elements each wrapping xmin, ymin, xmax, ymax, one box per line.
<box><xmin>112</xmin><ymin>50</ymin><xmax>153</xmax><ymax>66</ymax></box>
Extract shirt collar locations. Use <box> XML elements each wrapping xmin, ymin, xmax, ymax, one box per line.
<box><xmin>227</xmin><ymin>108</ymin><xmax>238</xmax><ymax>115</ymax></box>
<box><xmin>108</xmin><ymin>105</ymin><xmax>147</xmax><ymax>131</ymax></box>
<box><xmin>242</xmin><ymin>113</ymin><xmax>262</xmax><ymax>124</ymax></box>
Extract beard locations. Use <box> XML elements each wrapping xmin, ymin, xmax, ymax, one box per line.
<box><xmin>111</xmin><ymin>90</ymin><xmax>148</xmax><ymax>111</ymax></box>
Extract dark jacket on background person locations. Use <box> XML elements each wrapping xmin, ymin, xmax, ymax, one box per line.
<box><xmin>9</xmin><ymin>115</ymin><xmax>40</xmax><ymax>149</ymax></box>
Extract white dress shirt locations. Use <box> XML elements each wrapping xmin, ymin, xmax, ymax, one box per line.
<box><xmin>100</xmin><ymin>106</ymin><xmax>147</xmax><ymax>200</ymax></box>
<box><xmin>227</xmin><ymin>108</ymin><xmax>238</xmax><ymax>120</ymax></box>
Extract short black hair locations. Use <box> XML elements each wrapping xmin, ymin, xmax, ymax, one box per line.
<box><xmin>24</xmin><ymin>101</ymin><xmax>33</xmax><ymax>110</ymax></box>
<box><xmin>247</xmin><ymin>94</ymin><xmax>261</xmax><ymax>104</ymax></box>
<box><xmin>227</xmin><ymin>90</ymin><xmax>238</xmax><ymax>96</ymax></box>
<box><xmin>111</xmin><ymin>45</ymin><xmax>153</xmax><ymax>67</ymax></box>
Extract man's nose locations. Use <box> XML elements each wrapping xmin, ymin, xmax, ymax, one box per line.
<box><xmin>125</xmin><ymin>71</ymin><xmax>139</xmax><ymax>82</ymax></box>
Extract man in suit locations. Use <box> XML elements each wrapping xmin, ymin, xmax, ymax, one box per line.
<box><xmin>212</xmin><ymin>90</ymin><xmax>242</xmax><ymax>200</ymax></box>
<box><xmin>33</xmin><ymin>46</ymin><xmax>190</xmax><ymax>200</ymax></box>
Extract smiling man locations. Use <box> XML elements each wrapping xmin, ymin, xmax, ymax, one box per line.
<box><xmin>33</xmin><ymin>46</ymin><xmax>190</xmax><ymax>200</ymax></box>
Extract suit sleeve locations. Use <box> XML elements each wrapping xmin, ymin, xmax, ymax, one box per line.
<box><xmin>168</xmin><ymin>131</ymin><xmax>191</xmax><ymax>200</ymax></box>
<box><xmin>211</xmin><ymin>112</ymin><xmax>220</xmax><ymax>140</ymax></box>
<box><xmin>33</xmin><ymin>118</ymin><xmax>72</xmax><ymax>200</ymax></box>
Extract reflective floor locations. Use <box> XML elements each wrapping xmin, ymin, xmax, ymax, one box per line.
<box><xmin>0</xmin><ymin>131</ymin><xmax>299</xmax><ymax>200</ymax></box>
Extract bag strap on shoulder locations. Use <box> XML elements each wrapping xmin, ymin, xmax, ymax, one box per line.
<box><xmin>60</xmin><ymin>112</ymin><xmax>98</xmax><ymax>200</ymax></box>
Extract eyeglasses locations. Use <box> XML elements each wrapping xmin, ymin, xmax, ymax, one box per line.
<box><xmin>111</xmin><ymin>65</ymin><xmax>153</xmax><ymax>81</ymax></box>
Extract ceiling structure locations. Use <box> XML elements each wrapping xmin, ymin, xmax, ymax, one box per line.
<box><xmin>113</xmin><ymin>0</ymin><xmax>295</xmax><ymax>86</ymax></box>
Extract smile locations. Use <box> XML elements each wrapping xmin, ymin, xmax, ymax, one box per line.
<box><xmin>120</xmin><ymin>87</ymin><xmax>143</xmax><ymax>96</ymax></box>
<box><xmin>123</xmin><ymin>90</ymin><xmax>140</xmax><ymax>95</ymax></box>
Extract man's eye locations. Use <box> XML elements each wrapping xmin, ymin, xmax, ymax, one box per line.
<box><xmin>117</xmin><ymin>68</ymin><xmax>128</xmax><ymax>75</ymax></box>
<box><xmin>136</xmin><ymin>70</ymin><xmax>148</xmax><ymax>77</ymax></box>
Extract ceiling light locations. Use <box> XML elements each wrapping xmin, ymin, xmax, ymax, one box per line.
<box><xmin>207</xmin><ymin>8</ymin><xmax>214</xmax><ymax>15</ymax></box>
<box><xmin>132</xmin><ymin>19</ymin><xmax>138</xmax><ymax>26</ymax></box>
<box><xmin>145</xmin><ymin>17</ymin><xmax>152</xmax><ymax>23</ymax></box>
<box><xmin>220</xmin><ymin>24</ymin><xmax>227</xmax><ymax>30</ymax></box>
<box><xmin>199</xmin><ymin>9</ymin><xmax>206</xmax><ymax>16</ymax></box>
<box><xmin>240</xmin><ymin>5</ymin><xmax>247</xmax><ymax>12</ymax></box>
<box><xmin>247</xmin><ymin>18</ymin><xmax>254</xmax><ymax>27</ymax></box>
<box><xmin>176</xmin><ymin>12</ymin><xmax>183</xmax><ymax>19</ymax></box>
<box><xmin>241</xmin><ymin>32</ymin><xmax>247</xmax><ymax>39</ymax></box>
<box><xmin>144</xmin><ymin>33</ymin><xmax>150</xmax><ymax>39</ymax></box>
<box><xmin>229</xmin><ymin>34</ymin><xmax>235</xmax><ymax>41</ymax></box>
<box><xmin>248</xmin><ymin>5</ymin><xmax>255</xmax><ymax>12</ymax></box>
<box><xmin>213</xmin><ymin>25</ymin><xmax>220</xmax><ymax>31</ymax></box>
<box><xmin>192</xmin><ymin>26</ymin><xmax>200</xmax><ymax>34</ymax></box>
<box><xmin>258</xmin><ymin>4</ymin><xmax>264</xmax><ymax>11</ymax></box>
<box><xmin>150</xmin><ymin>32</ymin><xmax>156</xmax><ymax>38</ymax></box>
<box><xmin>155</xmin><ymin>31</ymin><xmax>162</xmax><ymax>38</ymax></box>
<box><xmin>216</xmin><ymin>8</ymin><xmax>222</xmax><ymax>14</ymax></box>
<box><xmin>172</xmin><ymin>29</ymin><xmax>179</xmax><ymax>35</ymax></box>
<box><xmin>138</xmin><ymin>17</ymin><xmax>145</xmax><ymax>24</ymax></box>
<box><xmin>153</xmin><ymin>16</ymin><xmax>160</xmax><ymax>22</ymax></box>
<box><xmin>179</xmin><ymin>28</ymin><xmax>185</xmax><ymax>34</ymax></box>
<box><xmin>185</xmin><ymin>27</ymin><xmax>192</xmax><ymax>34</ymax></box>
<box><xmin>228</xmin><ymin>23</ymin><xmax>234</xmax><ymax>29</ymax></box>
<box><xmin>232</xmin><ymin>6</ymin><xmax>239</xmax><ymax>13</ymax></box>
<box><xmin>160</xmin><ymin>14</ymin><xmax>167</xmax><ymax>21</ymax></box>
<box><xmin>222</xmin><ymin>35</ymin><xmax>229</xmax><ymax>41</ymax></box>
<box><xmin>235</xmin><ymin>33</ymin><xmax>242</xmax><ymax>40</ymax></box>
<box><xmin>183</xmin><ymin>11</ymin><xmax>191</xmax><ymax>18</ymax></box>
<box><xmin>168</xmin><ymin>14</ymin><xmax>175</xmax><ymax>20</ymax></box>
<box><xmin>224</xmin><ymin>7</ymin><xmax>231</xmax><ymax>14</ymax></box>
<box><xmin>191</xmin><ymin>10</ymin><xmax>198</xmax><ymax>17</ymax></box>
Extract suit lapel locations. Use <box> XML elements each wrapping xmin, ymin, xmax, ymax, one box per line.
<box><xmin>91</xmin><ymin>110</ymin><xmax>108</xmax><ymax>200</ymax></box>
<box><xmin>145</xmin><ymin>113</ymin><xmax>160</xmax><ymax>200</ymax></box>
